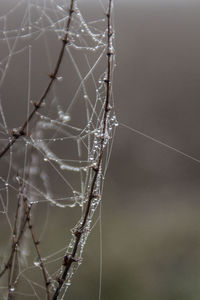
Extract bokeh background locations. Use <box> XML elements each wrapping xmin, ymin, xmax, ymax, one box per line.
<box><xmin>80</xmin><ymin>1</ymin><xmax>200</xmax><ymax>299</ymax></box>
<box><xmin>1</xmin><ymin>0</ymin><xmax>200</xmax><ymax>299</ymax></box>
<box><xmin>65</xmin><ymin>0</ymin><xmax>200</xmax><ymax>299</ymax></box>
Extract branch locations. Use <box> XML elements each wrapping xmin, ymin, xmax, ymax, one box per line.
<box><xmin>0</xmin><ymin>0</ymin><xmax>75</xmax><ymax>159</ymax></box>
<box><xmin>23</xmin><ymin>197</ymin><xmax>50</xmax><ymax>300</ymax></box>
<box><xmin>51</xmin><ymin>1</ymin><xmax>113</xmax><ymax>299</ymax></box>
<box><xmin>0</xmin><ymin>198</ymin><xmax>31</xmax><ymax>281</ymax></box>
<box><xmin>7</xmin><ymin>183</ymin><xmax>23</xmax><ymax>300</ymax></box>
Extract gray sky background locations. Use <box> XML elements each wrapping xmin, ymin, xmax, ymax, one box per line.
<box><xmin>1</xmin><ymin>1</ymin><xmax>200</xmax><ymax>299</ymax></box>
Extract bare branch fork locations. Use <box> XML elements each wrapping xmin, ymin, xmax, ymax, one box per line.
<box><xmin>7</xmin><ymin>183</ymin><xmax>26</xmax><ymax>300</ymax></box>
<box><xmin>0</xmin><ymin>200</ymin><xmax>29</xmax><ymax>280</ymax></box>
<box><xmin>23</xmin><ymin>196</ymin><xmax>51</xmax><ymax>300</ymax></box>
<box><xmin>0</xmin><ymin>185</ymin><xmax>31</xmax><ymax>295</ymax></box>
<box><xmin>0</xmin><ymin>0</ymin><xmax>75</xmax><ymax>159</ymax></box>
<box><xmin>52</xmin><ymin>1</ymin><xmax>113</xmax><ymax>299</ymax></box>
<box><xmin>0</xmin><ymin>180</ymin><xmax>50</xmax><ymax>300</ymax></box>
<box><xmin>0</xmin><ymin>0</ymin><xmax>113</xmax><ymax>298</ymax></box>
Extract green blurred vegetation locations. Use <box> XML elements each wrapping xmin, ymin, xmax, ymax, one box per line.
<box><xmin>63</xmin><ymin>203</ymin><xmax>200</xmax><ymax>300</ymax></box>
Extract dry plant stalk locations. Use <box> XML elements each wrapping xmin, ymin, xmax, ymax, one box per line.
<box><xmin>52</xmin><ymin>0</ymin><xmax>113</xmax><ymax>298</ymax></box>
<box><xmin>0</xmin><ymin>0</ymin><xmax>114</xmax><ymax>298</ymax></box>
<box><xmin>0</xmin><ymin>178</ymin><xmax>51</xmax><ymax>300</ymax></box>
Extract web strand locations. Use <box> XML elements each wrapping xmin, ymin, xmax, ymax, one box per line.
<box><xmin>0</xmin><ymin>0</ymin><xmax>116</xmax><ymax>299</ymax></box>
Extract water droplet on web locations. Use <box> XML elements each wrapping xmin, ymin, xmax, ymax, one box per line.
<box><xmin>66</xmin><ymin>281</ymin><xmax>71</xmax><ymax>287</ymax></box>
<box><xmin>34</xmin><ymin>258</ymin><xmax>40</xmax><ymax>267</ymax></box>
<box><xmin>0</xmin><ymin>2</ymin><xmax>116</xmax><ymax>295</ymax></box>
<box><xmin>57</xmin><ymin>5</ymin><xmax>64</xmax><ymax>12</ymax></box>
<box><xmin>9</xmin><ymin>286</ymin><xmax>15</xmax><ymax>292</ymax></box>
<box><xmin>114</xmin><ymin>121</ymin><xmax>119</xmax><ymax>126</ymax></box>
<box><xmin>62</xmin><ymin>114</ymin><xmax>70</xmax><ymax>122</ymax></box>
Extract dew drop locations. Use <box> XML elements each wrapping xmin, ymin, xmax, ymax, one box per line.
<box><xmin>114</xmin><ymin>121</ymin><xmax>119</xmax><ymax>127</ymax></box>
<box><xmin>9</xmin><ymin>286</ymin><xmax>15</xmax><ymax>292</ymax></box>
<box><xmin>34</xmin><ymin>259</ymin><xmax>40</xmax><ymax>267</ymax></box>
<box><xmin>62</xmin><ymin>114</ymin><xmax>71</xmax><ymax>122</ymax></box>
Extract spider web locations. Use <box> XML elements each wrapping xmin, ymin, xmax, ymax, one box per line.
<box><xmin>0</xmin><ymin>0</ymin><xmax>116</xmax><ymax>298</ymax></box>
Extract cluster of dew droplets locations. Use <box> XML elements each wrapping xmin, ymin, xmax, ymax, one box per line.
<box><xmin>0</xmin><ymin>0</ymin><xmax>116</xmax><ymax>298</ymax></box>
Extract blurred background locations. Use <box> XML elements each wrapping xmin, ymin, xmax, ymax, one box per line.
<box><xmin>84</xmin><ymin>0</ymin><xmax>200</xmax><ymax>299</ymax></box>
<box><xmin>1</xmin><ymin>0</ymin><xmax>200</xmax><ymax>299</ymax></box>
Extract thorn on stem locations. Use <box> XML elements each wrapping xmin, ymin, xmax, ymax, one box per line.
<box><xmin>63</xmin><ymin>255</ymin><xmax>69</xmax><ymax>266</ymax></box>
<box><xmin>69</xmin><ymin>8</ymin><xmax>75</xmax><ymax>14</ymax></box>
<box><xmin>46</xmin><ymin>281</ymin><xmax>51</xmax><ymax>286</ymax></box>
<box><xmin>92</xmin><ymin>166</ymin><xmax>99</xmax><ymax>172</ymax></box>
<box><xmin>107</xmin><ymin>51</ymin><xmax>113</xmax><ymax>57</ymax></box>
<box><xmin>33</xmin><ymin>102</ymin><xmax>40</xmax><ymax>109</ymax></box>
<box><xmin>57</xmin><ymin>278</ymin><xmax>64</xmax><ymax>285</ymax></box>
<box><xmin>92</xmin><ymin>192</ymin><xmax>99</xmax><ymax>199</ymax></box>
<box><xmin>49</xmin><ymin>73</ymin><xmax>56</xmax><ymax>80</ymax></box>
<box><xmin>104</xmin><ymin>79</ymin><xmax>110</xmax><ymax>84</ymax></box>
<box><xmin>19</xmin><ymin>129</ymin><xmax>26</xmax><ymax>136</ymax></box>
<box><xmin>105</xmin><ymin>107</ymin><xmax>111</xmax><ymax>113</ymax></box>
<box><xmin>5</xmin><ymin>263</ymin><xmax>10</xmax><ymax>269</ymax></box>
<box><xmin>73</xmin><ymin>228</ymin><xmax>83</xmax><ymax>237</ymax></box>
<box><xmin>62</xmin><ymin>38</ymin><xmax>69</xmax><ymax>45</ymax></box>
<box><xmin>108</xmin><ymin>32</ymin><xmax>113</xmax><ymax>37</ymax></box>
<box><xmin>11</xmin><ymin>130</ymin><xmax>20</xmax><ymax>138</ymax></box>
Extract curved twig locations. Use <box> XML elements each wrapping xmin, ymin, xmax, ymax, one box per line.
<box><xmin>52</xmin><ymin>1</ymin><xmax>113</xmax><ymax>299</ymax></box>
<box><xmin>0</xmin><ymin>0</ymin><xmax>75</xmax><ymax>159</ymax></box>
<box><xmin>23</xmin><ymin>197</ymin><xmax>50</xmax><ymax>300</ymax></box>
<box><xmin>0</xmin><ymin>203</ymin><xmax>31</xmax><ymax>280</ymax></box>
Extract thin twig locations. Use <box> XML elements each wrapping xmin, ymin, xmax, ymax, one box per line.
<box><xmin>52</xmin><ymin>1</ymin><xmax>113</xmax><ymax>299</ymax></box>
<box><xmin>23</xmin><ymin>197</ymin><xmax>50</xmax><ymax>300</ymax></box>
<box><xmin>0</xmin><ymin>0</ymin><xmax>75</xmax><ymax>159</ymax></box>
<box><xmin>7</xmin><ymin>183</ymin><xmax>23</xmax><ymax>300</ymax></box>
<box><xmin>0</xmin><ymin>201</ymin><xmax>31</xmax><ymax>280</ymax></box>
<box><xmin>7</xmin><ymin>251</ymin><xmax>18</xmax><ymax>300</ymax></box>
